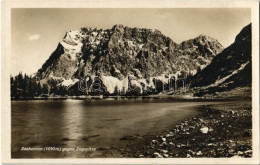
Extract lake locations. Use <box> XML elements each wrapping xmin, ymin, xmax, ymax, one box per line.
<box><xmin>11</xmin><ymin>99</ymin><xmax>233</xmax><ymax>158</ymax></box>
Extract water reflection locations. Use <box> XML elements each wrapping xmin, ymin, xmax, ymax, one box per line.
<box><xmin>12</xmin><ymin>99</ymin><xmax>223</xmax><ymax>158</ymax></box>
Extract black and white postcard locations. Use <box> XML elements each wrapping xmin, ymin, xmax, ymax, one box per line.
<box><xmin>1</xmin><ymin>0</ymin><xmax>259</xmax><ymax>164</ymax></box>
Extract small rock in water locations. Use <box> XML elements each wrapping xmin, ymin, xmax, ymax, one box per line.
<box><xmin>209</xmin><ymin>128</ymin><xmax>214</xmax><ymax>132</ymax></box>
<box><xmin>161</xmin><ymin>149</ymin><xmax>168</xmax><ymax>154</ymax></box>
<box><xmin>163</xmin><ymin>154</ymin><xmax>169</xmax><ymax>158</ymax></box>
<box><xmin>152</xmin><ymin>140</ymin><xmax>158</xmax><ymax>144</ymax></box>
<box><xmin>169</xmin><ymin>142</ymin><xmax>175</xmax><ymax>146</ymax></box>
<box><xmin>181</xmin><ymin>144</ymin><xmax>187</xmax><ymax>147</ymax></box>
<box><xmin>244</xmin><ymin>150</ymin><xmax>252</xmax><ymax>156</ymax></box>
<box><xmin>207</xmin><ymin>143</ymin><xmax>217</xmax><ymax>147</ymax></box>
<box><xmin>244</xmin><ymin>150</ymin><xmax>252</xmax><ymax>153</ymax></box>
<box><xmin>188</xmin><ymin>150</ymin><xmax>196</xmax><ymax>155</ymax></box>
<box><xmin>196</xmin><ymin>151</ymin><xmax>203</xmax><ymax>156</ymax></box>
<box><xmin>189</xmin><ymin>126</ymin><xmax>195</xmax><ymax>129</ymax></box>
<box><xmin>161</xmin><ymin>137</ymin><xmax>166</xmax><ymax>142</ymax></box>
<box><xmin>139</xmin><ymin>154</ymin><xmax>144</xmax><ymax>158</ymax></box>
<box><xmin>237</xmin><ymin>151</ymin><xmax>244</xmax><ymax>155</ymax></box>
<box><xmin>166</xmin><ymin>133</ymin><xmax>173</xmax><ymax>137</ymax></box>
<box><xmin>154</xmin><ymin>152</ymin><xmax>163</xmax><ymax>158</ymax></box>
<box><xmin>160</xmin><ymin>142</ymin><xmax>168</xmax><ymax>148</ymax></box>
<box><xmin>200</xmin><ymin>127</ymin><xmax>209</xmax><ymax>134</ymax></box>
<box><xmin>186</xmin><ymin>154</ymin><xmax>192</xmax><ymax>158</ymax></box>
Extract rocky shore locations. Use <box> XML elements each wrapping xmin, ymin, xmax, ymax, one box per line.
<box><xmin>122</xmin><ymin>102</ymin><xmax>252</xmax><ymax>158</ymax></box>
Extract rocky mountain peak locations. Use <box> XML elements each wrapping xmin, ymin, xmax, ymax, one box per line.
<box><xmin>235</xmin><ymin>23</ymin><xmax>251</xmax><ymax>42</ymax></box>
<box><xmin>179</xmin><ymin>34</ymin><xmax>224</xmax><ymax>58</ymax></box>
<box><xmin>190</xmin><ymin>23</ymin><xmax>252</xmax><ymax>96</ymax></box>
<box><xmin>36</xmin><ymin>24</ymin><xmax>224</xmax><ymax>95</ymax></box>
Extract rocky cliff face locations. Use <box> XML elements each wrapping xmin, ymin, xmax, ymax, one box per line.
<box><xmin>190</xmin><ymin>24</ymin><xmax>251</xmax><ymax>96</ymax></box>
<box><xmin>36</xmin><ymin>24</ymin><xmax>223</xmax><ymax>95</ymax></box>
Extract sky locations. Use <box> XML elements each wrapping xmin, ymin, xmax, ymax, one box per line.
<box><xmin>11</xmin><ymin>8</ymin><xmax>251</xmax><ymax>75</ymax></box>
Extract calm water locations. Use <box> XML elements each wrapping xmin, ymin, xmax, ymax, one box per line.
<box><xmin>11</xmin><ymin>99</ymin><xmax>228</xmax><ymax>158</ymax></box>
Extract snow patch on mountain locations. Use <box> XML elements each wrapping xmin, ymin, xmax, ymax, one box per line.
<box><xmin>60</xmin><ymin>30</ymin><xmax>83</xmax><ymax>60</ymax></box>
<box><xmin>101</xmin><ymin>75</ymin><xmax>129</xmax><ymax>94</ymax></box>
<box><xmin>61</xmin><ymin>78</ymin><xmax>79</xmax><ymax>87</ymax></box>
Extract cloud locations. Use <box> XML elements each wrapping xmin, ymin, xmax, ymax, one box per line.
<box><xmin>28</xmin><ymin>34</ymin><xmax>40</xmax><ymax>41</ymax></box>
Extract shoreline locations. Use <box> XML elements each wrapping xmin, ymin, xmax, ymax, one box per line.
<box><xmin>121</xmin><ymin>102</ymin><xmax>252</xmax><ymax>158</ymax></box>
<box><xmin>11</xmin><ymin>95</ymin><xmax>250</xmax><ymax>101</ymax></box>
<box><xmin>10</xmin><ymin>100</ymin><xmax>252</xmax><ymax>158</ymax></box>
<box><xmin>11</xmin><ymin>87</ymin><xmax>252</xmax><ymax>101</ymax></box>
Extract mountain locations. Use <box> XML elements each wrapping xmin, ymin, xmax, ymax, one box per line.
<box><xmin>36</xmin><ymin>24</ymin><xmax>223</xmax><ymax>95</ymax></box>
<box><xmin>189</xmin><ymin>24</ymin><xmax>252</xmax><ymax>97</ymax></box>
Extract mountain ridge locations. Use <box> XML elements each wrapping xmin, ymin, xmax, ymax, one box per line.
<box><xmin>189</xmin><ymin>23</ymin><xmax>251</xmax><ymax>97</ymax></box>
<box><xmin>36</xmin><ymin>24</ymin><xmax>224</xmax><ymax>95</ymax></box>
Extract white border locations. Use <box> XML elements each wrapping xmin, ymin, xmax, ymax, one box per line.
<box><xmin>1</xmin><ymin>0</ymin><xmax>259</xmax><ymax>164</ymax></box>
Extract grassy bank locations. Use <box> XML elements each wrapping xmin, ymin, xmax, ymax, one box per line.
<box><xmin>122</xmin><ymin>102</ymin><xmax>252</xmax><ymax>158</ymax></box>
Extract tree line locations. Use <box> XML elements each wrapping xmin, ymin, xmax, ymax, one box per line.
<box><xmin>11</xmin><ymin>72</ymin><xmax>68</xmax><ymax>100</ymax></box>
<box><xmin>11</xmin><ymin>71</ymin><xmax>194</xmax><ymax>100</ymax></box>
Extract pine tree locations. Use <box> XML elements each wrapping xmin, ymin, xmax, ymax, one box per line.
<box><xmin>28</xmin><ymin>78</ymin><xmax>34</xmax><ymax>98</ymax></box>
<box><xmin>10</xmin><ymin>76</ymin><xmax>17</xmax><ymax>98</ymax></box>
<box><xmin>36</xmin><ymin>82</ymin><xmax>42</xmax><ymax>96</ymax></box>
<box><xmin>42</xmin><ymin>84</ymin><xmax>49</xmax><ymax>94</ymax></box>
